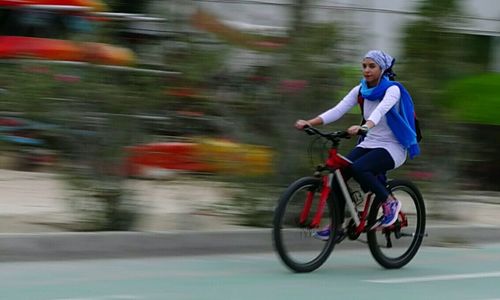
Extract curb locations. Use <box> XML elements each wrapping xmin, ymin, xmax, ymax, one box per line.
<box><xmin>0</xmin><ymin>230</ymin><xmax>273</xmax><ymax>261</ymax></box>
<box><xmin>1</xmin><ymin>224</ymin><xmax>500</xmax><ymax>261</ymax></box>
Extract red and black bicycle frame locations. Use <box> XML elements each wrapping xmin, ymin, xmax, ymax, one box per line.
<box><xmin>299</xmin><ymin>147</ymin><xmax>352</xmax><ymax>228</ymax></box>
<box><xmin>299</xmin><ymin>147</ymin><xmax>407</xmax><ymax>235</ymax></box>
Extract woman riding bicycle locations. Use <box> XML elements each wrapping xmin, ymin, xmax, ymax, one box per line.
<box><xmin>295</xmin><ymin>50</ymin><xmax>420</xmax><ymax>239</ymax></box>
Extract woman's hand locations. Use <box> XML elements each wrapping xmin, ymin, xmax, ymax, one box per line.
<box><xmin>295</xmin><ymin>120</ymin><xmax>311</xmax><ymax>130</ymax></box>
<box><xmin>295</xmin><ymin>117</ymin><xmax>323</xmax><ymax>130</ymax></box>
<box><xmin>347</xmin><ymin>120</ymin><xmax>375</xmax><ymax>136</ymax></box>
<box><xmin>347</xmin><ymin>125</ymin><xmax>363</xmax><ymax>136</ymax></box>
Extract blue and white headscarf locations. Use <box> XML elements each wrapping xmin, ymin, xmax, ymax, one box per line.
<box><xmin>364</xmin><ymin>50</ymin><xmax>396</xmax><ymax>78</ymax></box>
<box><xmin>364</xmin><ymin>50</ymin><xmax>394</xmax><ymax>72</ymax></box>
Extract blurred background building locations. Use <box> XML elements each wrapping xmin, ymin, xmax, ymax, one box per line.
<box><xmin>147</xmin><ymin>0</ymin><xmax>499</xmax><ymax>70</ymax></box>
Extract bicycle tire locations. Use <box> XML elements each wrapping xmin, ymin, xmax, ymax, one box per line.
<box><xmin>367</xmin><ymin>179</ymin><xmax>426</xmax><ymax>269</ymax></box>
<box><xmin>273</xmin><ymin>176</ymin><xmax>341</xmax><ymax>273</ymax></box>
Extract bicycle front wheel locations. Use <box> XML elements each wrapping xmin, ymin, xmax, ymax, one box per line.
<box><xmin>367</xmin><ymin>179</ymin><xmax>426</xmax><ymax>269</ymax></box>
<box><xmin>273</xmin><ymin>176</ymin><xmax>341</xmax><ymax>273</ymax></box>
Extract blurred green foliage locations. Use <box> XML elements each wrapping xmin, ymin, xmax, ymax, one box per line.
<box><xmin>444</xmin><ymin>73</ymin><xmax>500</xmax><ymax>125</ymax></box>
<box><xmin>401</xmin><ymin>0</ymin><xmax>463</xmax><ymax>91</ymax></box>
<box><xmin>398</xmin><ymin>0</ymin><xmax>500</xmax><ymax>193</ymax></box>
<box><xmin>0</xmin><ymin>62</ymin><xmax>166</xmax><ymax>118</ymax></box>
<box><xmin>166</xmin><ymin>42</ymin><xmax>228</xmax><ymax>84</ymax></box>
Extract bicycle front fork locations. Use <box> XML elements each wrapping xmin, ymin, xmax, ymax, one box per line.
<box><xmin>299</xmin><ymin>174</ymin><xmax>332</xmax><ymax>228</ymax></box>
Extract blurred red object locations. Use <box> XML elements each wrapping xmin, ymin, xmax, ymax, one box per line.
<box><xmin>0</xmin><ymin>36</ymin><xmax>83</xmax><ymax>61</ymax></box>
<box><xmin>0</xmin><ymin>0</ymin><xmax>135</xmax><ymax>66</ymax></box>
<box><xmin>125</xmin><ymin>142</ymin><xmax>215</xmax><ymax>177</ymax></box>
<box><xmin>125</xmin><ymin>138</ymin><xmax>273</xmax><ymax>178</ymax></box>
<box><xmin>165</xmin><ymin>87</ymin><xmax>200</xmax><ymax>98</ymax></box>
<box><xmin>0</xmin><ymin>36</ymin><xmax>135</xmax><ymax>66</ymax></box>
<box><xmin>279</xmin><ymin>79</ymin><xmax>308</xmax><ymax>94</ymax></box>
<box><xmin>0</xmin><ymin>0</ymin><xmax>106</xmax><ymax>11</ymax></box>
<box><xmin>54</xmin><ymin>74</ymin><xmax>81</xmax><ymax>83</ymax></box>
<box><xmin>408</xmin><ymin>171</ymin><xmax>434</xmax><ymax>181</ymax></box>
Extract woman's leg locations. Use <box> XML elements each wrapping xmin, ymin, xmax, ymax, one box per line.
<box><xmin>348</xmin><ymin>148</ymin><xmax>401</xmax><ymax>226</ymax></box>
<box><xmin>314</xmin><ymin>147</ymin><xmax>371</xmax><ymax>240</ymax></box>
<box><xmin>348</xmin><ymin>148</ymin><xmax>395</xmax><ymax>204</ymax></box>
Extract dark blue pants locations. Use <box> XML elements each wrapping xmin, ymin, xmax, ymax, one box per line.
<box><xmin>346</xmin><ymin>147</ymin><xmax>395</xmax><ymax>202</ymax></box>
<box><xmin>334</xmin><ymin>147</ymin><xmax>395</xmax><ymax>222</ymax></box>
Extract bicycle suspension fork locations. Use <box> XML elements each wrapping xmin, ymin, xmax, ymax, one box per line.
<box><xmin>299</xmin><ymin>174</ymin><xmax>331</xmax><ymax>228</ymax></box>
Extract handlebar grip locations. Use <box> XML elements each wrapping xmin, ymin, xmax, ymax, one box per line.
<box><xmin>304</xmin><ymin>126</ymin><xmax>316</xmax><ymax>136</ymax></box>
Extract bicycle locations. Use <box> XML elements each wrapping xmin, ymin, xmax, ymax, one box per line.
<box><xmin>272</xmin><ymin>126</ymin><xmax>426</xmax><ymax>273</ymax></box>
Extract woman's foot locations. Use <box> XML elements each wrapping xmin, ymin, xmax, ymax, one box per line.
<box><xmin>380</xmin><ymin>198</ymin><xmax>402</xmax><ymax>227</ymax></box>
<box><xmin>313</xmin><ymin>226</ymin><xmax>345</xmax><ymax>243</ymax></box>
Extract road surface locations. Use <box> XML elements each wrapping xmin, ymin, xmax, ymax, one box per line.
<box><xmin>2</xmin><ymin>243</ymin><xmax>500</xmax><ymax>300</ymax></box>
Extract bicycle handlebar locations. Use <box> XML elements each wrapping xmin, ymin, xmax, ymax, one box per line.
<box><xmin>303</xmin><ymin>125</ymin><xmax>367</xmax><ymax>143</ymax></box>
<box><xmin>303</xmin><ymin>126</ymin><xmax>348</xmax><ymax>139</ymax></box>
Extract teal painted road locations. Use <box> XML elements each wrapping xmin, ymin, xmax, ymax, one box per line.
<box><xmin>2</xmin><ymin>243</ymin><xmax>500</xmax><ymax>300</ymax></box>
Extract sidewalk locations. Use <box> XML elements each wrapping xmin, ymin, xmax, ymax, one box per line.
<box><xmin>0</xmin><ymin>169</ymin><xmax>244</xmax><ymax>233</ymax></box>
<box><xmin>1</xmin><ymin>169</ymin><xmax>500</xmax><ymax>261</ymax></box>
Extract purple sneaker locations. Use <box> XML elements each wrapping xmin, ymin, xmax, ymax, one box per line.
<box><xmin>313</xmin><ymin>226</ymin><xmax>345</xmax><ymax>243</ymax></box>
<box><xmin>380</xmin><ymin>198</ymin><xmax>402</xmax><ymax>227</ymax></box>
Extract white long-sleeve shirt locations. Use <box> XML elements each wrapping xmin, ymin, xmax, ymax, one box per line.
<box><xmin>319</xmin><ymin>84</ymin><xmax>407</xmax><ymax>168</ymax></box>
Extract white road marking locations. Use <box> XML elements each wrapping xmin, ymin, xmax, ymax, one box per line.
<box><xmin>53</xmin><ymin>296</ymin><xmax>141</xmax><ymax>300</ymax></box>
<box><xmin>426</xmin><ymin>224</ymin><xmax>500</xmax><ymax>229</ymax></box>
<box><xmin>365</xmin><ymin>271</ymin><xmax>500</xmax><ymax>283</ymax></box>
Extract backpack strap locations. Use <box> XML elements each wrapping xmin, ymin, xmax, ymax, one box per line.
<box><xmin>357</xmin><ymin>88</ymin><xmax>366</xmax><ymax>125</ymax></box>
<box><xmin>356</xmin><ymin>89</ymin><xmax>366</xmax><ymax>144</ymax></box>
<box><xmin>414</xmin><ymin>112</ymin><xmax>423</xmax><ymax>142</ymax></box>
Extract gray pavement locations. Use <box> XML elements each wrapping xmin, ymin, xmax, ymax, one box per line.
<box><xmin>4</xmin><ymin>245</ymin><xmax>500</xmax><ymax>300</ymax></box>
<box><xmin>1</xmin><ymin>169</ymin><xmax>500</xmax><ymax>261</ymax></box>
<box><xmin>3</xmin><ymin>224</ymin><xmax>500</xmax><ymax>262</ymax></box>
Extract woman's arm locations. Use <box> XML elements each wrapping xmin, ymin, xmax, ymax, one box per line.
<box><xmin>318</xmin><ymin>85</ymin><xmax>360</xmax><ymax>124</ymax></box>
<box><xmin>366</xmin><ymin>85</ymin><xmax>400</xmax><ymax>125</ymax></box>
<box><xmin>347</xmin><ymin>85</ymin><xmax>399</xmax><ymax>135</ymax></box>
<box><xmin>295</xmin><ymin>85</ymin><xmax>359</xmax><ymax>130</ymax></box>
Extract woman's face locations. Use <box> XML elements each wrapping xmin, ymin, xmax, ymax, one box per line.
<box><xmin>362</xmin><ymin>58</ymin><xmax>382</xmax><ymax>87</ymax></box>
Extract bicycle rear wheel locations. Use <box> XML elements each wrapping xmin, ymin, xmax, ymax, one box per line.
<box><xmin>273</xmin><ymin>176</ymin><xmax>341</xmax><ymax>273</ymax></box>
<box><xmin>367</xmin><ymin>179</ymin><xmax>426</xmax><ymax>269</ymax></box>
